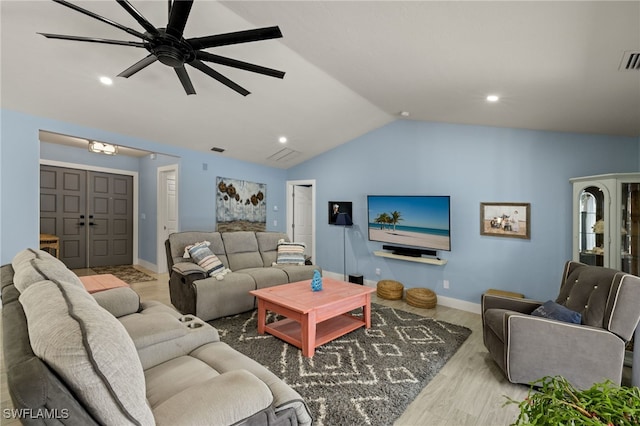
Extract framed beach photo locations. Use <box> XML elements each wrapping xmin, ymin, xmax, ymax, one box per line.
<box><xmin>328</xmin><ymin>201</ymin><xmax>352</xmax><ymax>224</ymax></box>
<box><xmin>480</xmin><ymin>202</ymin><xmax>530</xmax><ymax>239</ymax></box>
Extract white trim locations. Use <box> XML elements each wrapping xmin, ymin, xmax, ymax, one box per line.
<box><xmin>286</xmin><ymin>179</ymin><xmax>316</xmax><ymax>264</ymax></box>
<box><xmin>157</xmin><ymin>164</ymin><xmax>179</xmax><ymax>274</ymax></box>
<box><xmin>39</xmin><ymin>159</ymin><xmax>139</xmax><ymax>266</ymax></box>
<box><xmin>321</xmin><ymin>271</ymin><xmax>482</xmax><ymax>314</ymax></box>
<box><xmin>137</xmin><ymin>258</ymin><xmax>157</xmax><ymax>273</ymax></box>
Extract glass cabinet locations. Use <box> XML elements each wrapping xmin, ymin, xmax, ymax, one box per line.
<box><xmin>571</xmin><ymin>173</ymin><xmax>640</xmax><ymax>275</ymax></box>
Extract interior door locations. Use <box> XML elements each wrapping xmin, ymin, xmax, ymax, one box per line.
<box><xmin>88</xmin><ymin>171</ymin><xmax>133</xmax><ymax>267</ymax></box>
<box><xmin>40</xmin><ymin>165</ymin><xmax>87</xmax><ymax>269</ymax></box>
<box><xmin>293</xmin><ymin>185</ymin><xmax>313</xmax><ymax>261</ymax></box>
<box><xmin>157</xmin><ymin>167</ymin><xmax>178</xmax><ymax>273</ymax></box>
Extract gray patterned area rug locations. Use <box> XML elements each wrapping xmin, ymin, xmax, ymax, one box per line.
<box><xmin>210</xmin><ymin>304</ymin><xmax>471</xmax><ymax>426</ymax></box>
<box><xmin>90</xmin><ymin>265</ymin><xmax>155</xmax><ymax>284</ymax></box>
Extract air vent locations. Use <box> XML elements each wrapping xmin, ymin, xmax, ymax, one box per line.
<box><xmin>267</xmin><ymin>147</ymin><xmax>300</xmax><ymax>162</ymax></box>
<box><xmin>619</xmin><ymin>51</ymin><xmax>640</xmax><ymax>71</ymax></box>
<box><xmin>211</xmin><ymin>147</ymin><xmax>225</xmax><ymax>153</ymax></box>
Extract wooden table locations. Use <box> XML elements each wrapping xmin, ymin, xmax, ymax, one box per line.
<box><xmin>79</xmin><ymin>274</ymin><xmax>130</xmax><ymax>294</ymax></box>
<box><xmin>39</xmin><ymin>233</ymin><xmax>60</xmax><ymax>258</ymax></box>
<box><xmin>250</xmin><ymin>277</ymin><xmax>376</xmax><ymax>357</ymax></box>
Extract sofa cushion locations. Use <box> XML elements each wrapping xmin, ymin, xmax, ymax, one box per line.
<box><xmin>168</xmin><ymin>231</ymin><xmax>226</xmax><ymax>267</ymax></box>
<box><xmin>276</xmin><ymin>241</ymin><xmax>306</xmax><ymax>265</ymax></box>
<box><xmin>256</xmin><ymin>232</ymin><xmax>289</xmax><ymax>266</ymax></box>
<box><xmin>222</xmin><ymin>231</ymin><xmax>264</xmax><ymax>270</ymax></box>
<box><xmin>13</xmin><ymin>256</ymin><xmax>84</xmax><ymax>293</ymax></box>
<box><xmin>531</xmin><ymin>300</ymin><xmax>582</xmax><ymax>324</ymax></box>
<box><xmin>186</xmin><ymin>242</ymin><xmax>225</xmax><ymax>277</ymax></box>
<box><xmin>19</xmin><ymin>280</ymin><xmax>154</xmax><ymax>426</ymax></box>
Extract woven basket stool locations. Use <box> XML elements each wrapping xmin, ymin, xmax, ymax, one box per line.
<box><xmin>376</xmin><ymin>280</ymin><xmax>404</xmax><ymax>300</ymax></box>
<box><xmin>406</xmin><ymin>288</ymin><xmax>437</xmax><ymax>309</ymax></box>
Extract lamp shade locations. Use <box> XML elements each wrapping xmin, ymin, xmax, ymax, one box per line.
<box><xmin>335</xmin><ymin>212</ymin><xmax>353</xmax><ymax>226</ymax></box>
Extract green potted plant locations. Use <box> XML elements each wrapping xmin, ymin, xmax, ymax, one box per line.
<box><xmin>504</xmin><ymin>376</ymin><xmax>640</xmax><ymax>425</ymax></box>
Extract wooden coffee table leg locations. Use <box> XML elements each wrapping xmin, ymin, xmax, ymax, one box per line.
<box><xmin>301</xmin><ymin>311</ymin><xmax>317</xmax><ymax>357</ymax></box>
<box><xmin>363</xmin><ymin>294</ymin><xmax>372</xmax><ymax>328</ymax></box>
<box><xmin>257</xmin><ymin>299</ymin><xmax>266</xmax><ymax>335</ymax></box>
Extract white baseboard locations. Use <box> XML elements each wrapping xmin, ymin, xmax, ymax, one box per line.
<box><xmin>137</xmin><ymin>259</ymin><xmax>158</xmax><ymax>273</ymax></box>
<box><xmin>324</xmin><ymin>271</ymin><xmax>481</xmax><ymax>314</ymax></box>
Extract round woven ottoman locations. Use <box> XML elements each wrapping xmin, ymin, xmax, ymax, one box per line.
<box><xmin>376</xmin><ymin>280</ymin><xmax>404</xmax><ymax>300</ymax></box>
<box><xmin>406</xmin><ymin>288</ymin><xmax>437</xmax><ymax>309</ymax></box>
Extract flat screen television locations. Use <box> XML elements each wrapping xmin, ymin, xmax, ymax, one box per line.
<box><xmin>367</xmin><ymin>195</ymin><xmax>451</xmax><ymax>254</ymax></box>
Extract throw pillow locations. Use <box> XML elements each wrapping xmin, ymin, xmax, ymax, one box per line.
<box><xmin>187</xmin><ymin>242</ymin><xmax>226</xmax><ymax>277</ymax></box>
<box><xmin>531</xmin><ymin>300</ymin><xmax>582</xmax><ymax>324</ymax></box>
<box><xmin>276</xmin><ymin>241</ymin><xmax>306</xmax><ymax>265</ymax></box>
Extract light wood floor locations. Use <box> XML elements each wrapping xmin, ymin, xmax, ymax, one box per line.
<box><xmin>1</xmin><ymin>266</ymin><xmax>533</xmax><ymax>425</ymax></box>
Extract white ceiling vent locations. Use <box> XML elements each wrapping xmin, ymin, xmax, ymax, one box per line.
<box><xmin>267</xmin><ymin>147</ymin><xmax>301</xmax><ymax>162</ymax></box>
<box><xmin>619</xmin><ymin>51</ymin><xmax>640</xmax><ymax>71</ymax></box>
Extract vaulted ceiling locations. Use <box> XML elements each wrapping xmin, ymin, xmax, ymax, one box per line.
<box><xmin>2</xmin><ymin>1</ymin><xmax>639</xmax><ymax>168</ymax></box>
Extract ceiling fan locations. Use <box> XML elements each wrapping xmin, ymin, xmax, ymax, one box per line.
<box><xmin>39</xmin><ymin>0</ymin><xmax>285</xmax><ymax>96</ymax></box>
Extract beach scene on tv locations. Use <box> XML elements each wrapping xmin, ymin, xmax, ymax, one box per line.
<box><xmin>368</xmin><ymin>196</ymin><xmax>451</xmax><ymax>251</ymax></box>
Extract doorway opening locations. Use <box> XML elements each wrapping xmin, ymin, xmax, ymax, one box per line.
<box><xmin>157</xmin><ymin>165</ymin><xmax>179</xmax><ymax>273</ymax></box>
<box><xmin>286</xmin><ymin>180</ymin><xmax>316</xmax><ymax>263</ymax></box>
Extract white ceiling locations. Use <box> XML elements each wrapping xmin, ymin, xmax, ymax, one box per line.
<box><xmin>2</xmin><ymin>1</ymin><xmax>639</xmax><ymax>168</ymax></box>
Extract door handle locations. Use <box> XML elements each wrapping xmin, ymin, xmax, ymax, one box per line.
<box><xmin>79</xmin><ymin>222</ymin><xmax>85</xmax><ymax>226</ymax></box>
<box><xmin>89</xmin><ymin>222</ymin><xmax>96</xmax><ymax>226</ymax></box>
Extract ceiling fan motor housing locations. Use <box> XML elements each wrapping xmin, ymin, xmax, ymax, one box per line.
<box><xmin>147</xmin><ymin>29</ymin><xmax>194</xmax><ymax>67</ymax></box>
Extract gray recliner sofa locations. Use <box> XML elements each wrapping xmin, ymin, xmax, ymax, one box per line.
<box><xmin>482</xmin><ymin>260</ymin><xmax>640</xmax><ymax>389</ymax></box>
<box><xmin>166</xmin><ymin>231</ymin><xmax>321</xmax><ymax>321</ymax></box>
<box><xmin>2</xmin><ymin>248</ymin><xmax>312</xmax><ymax>425</ymax></box>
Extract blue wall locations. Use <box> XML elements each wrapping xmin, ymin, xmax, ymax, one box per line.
<box><xmin>2</xmin><ymin>109</ymin><xmax>638</xmax><ymax>307</ymax></box>
<box><xmin>1</xmin><ymin>109</ymin><xmax>287</xmax><ymax>266</ymax></box>
<box><xmin>287</xmin><ymin>120</ymin><xmax>639</xmax><ymax>304</ymax></box>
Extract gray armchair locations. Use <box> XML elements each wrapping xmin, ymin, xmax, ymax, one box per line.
<box><xmin>482</xmin><ymin>261</ymin><xmax>640</xmax><ymax>389</ymax></box>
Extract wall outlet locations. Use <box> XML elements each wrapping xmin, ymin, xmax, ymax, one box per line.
<box><xmin>443</xmin><ymin>280</ymin><xmax>450</xmax><ymax>289</ymax></box>
<box><xmin>273</xmin><ymin>220</ymin><xmax>277</xmax><ymax>226</ymax></box>
<box><xmin>375</xmin><ymin>268</ymin><xmax>381</xmax><ymax>276</ymax></box>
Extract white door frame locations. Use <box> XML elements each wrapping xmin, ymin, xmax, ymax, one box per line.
<box><xmin>39</xmin><ymin>159</ymin><xmax>139</xmax><ymax>266</ymax></box>
<box><xmin>286</xmin><ymin>179</ymin><xmax>316</xmax><ymax>263</ymax></box>
<box><xmin>157</xmin><ymin>164</ymin><xmax>179</xmax><ymax>273</ymax></box>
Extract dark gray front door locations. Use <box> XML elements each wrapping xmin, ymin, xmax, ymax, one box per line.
<box><xmin>40</xmin><ymin>165</ymin><xmax>87</xmax><ymax>269</ymax></box>
<box><xmin>40</xmin><ymin>165</ymin><xmax>133</xmax><ymax>268</ymax></box>
<box><xmin>88</xmin><ymin>171</ymin><xmax>133</xmax><ymax>267</ymax></box>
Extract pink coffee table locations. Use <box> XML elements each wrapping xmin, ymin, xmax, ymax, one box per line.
<box><xmin>79</xmin><ymin>274</ymin><xmax>130</xmax><ymax>294</ymax></box>
<box><xmin>250</xmin><ymin>277</ymin><xmax>376</xmax><ymax>357</ymax></box>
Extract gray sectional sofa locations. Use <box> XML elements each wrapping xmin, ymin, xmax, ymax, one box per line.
<box><xmin>166</xmin><ymin>231</ymin><xmax>321</xmax><ymax>321</ymax></box>
<box><xmin>2</xmin><ymin>248</ymin><xmax>312</xmax><ymax>425</ymax></box>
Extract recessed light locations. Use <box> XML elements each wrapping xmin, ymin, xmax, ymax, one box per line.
<box><xmin>278</xmin><ymin>136</ymin><xmax>287</xmax><ymax>144</ymax></box>
<box><xmin>99</xmin><ymin>76</ymin><xmax>113</xmax><ymax>86</ymax></box>
<box><xmin>400</xmin><ymin>111</ymin><xmax>410</xmax><ymax>117</ymax></box>
<box><xmin>486</xmin><ymin>95</ymin><xmax>499</xmax><ymax>102</ymax></box>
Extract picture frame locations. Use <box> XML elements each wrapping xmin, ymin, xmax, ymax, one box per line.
<box><xmin>480</xmin><ymin>202</ymin><xmax>530</xmax><ymax>239</ymax></box>
<box><xmin>328</xmin><ymin>201</ymin><xmax>353</xmax><ymax>224</ymax></box>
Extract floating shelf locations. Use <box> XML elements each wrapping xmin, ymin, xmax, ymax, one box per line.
<box><xmin>373</xmin><ymin>251</ymin><xmax>448</xmax><ymax>265</ymax></box>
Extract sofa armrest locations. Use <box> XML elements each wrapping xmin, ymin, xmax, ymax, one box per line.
<box><xmin>504</xmin><ymin>312</ymin><xmax>625</xmax><ymax>388</ymax></box>
<box><xmin>152</xmin><ymin>369</ymin><xmax>274</xmax><ymax>426</ymax></box>
<box><xmin>172</xmin><ymin>262</ymin><xmax>207</xmax><ymax>278</ymax></box>
<box><xmin>119</xmin><ymin>312</ymin><xmax>219</xmax><ymax>369</ymax></box>
<box><xmin>92</xmin><ymin>287</ymin><xmax>141</xmax><ymax>318</ymax></box>
<box><xmin>481</xmin><ymin>293</ymin><xmax>542</xmax><ymax>315</ymax></box>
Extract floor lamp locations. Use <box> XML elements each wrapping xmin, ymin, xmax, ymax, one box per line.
<box><xmin>335</xmin><ymin>212</ymin><xmax>353</xmax><ymax>281</ymax></box>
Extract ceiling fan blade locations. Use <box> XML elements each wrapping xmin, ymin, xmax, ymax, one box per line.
<box><xmin>116</xmin><ymin>0</ymin><xmax>159</xmax><ymax>35</ymax></box>
<box><xmin>51</xmin><ymin>0</ymin><xmax>150</xmax><ymax>41</ymax></box>
<box><xmin>38</xmin><ymin>33</ymin><xmax>145</xmax><ymax>48</ymax></box>
<box><xmin>175</xmin><ymin>66</ymin><xmax>196</xmax><ymax>95</ymax></box>
<box><xmin>189</xmin><ymin>60</ymin><xmax>250</xmax><ymax>96</ymax></box>
<box><xmin>166</xmin><ymin>0</ymin><xmax>193</xmax><ymax>39</ymax></box>
<box><xmin>196</xmin><ymin>51</ymin><xmax>285</xmax><ymax>79</ymax></box>
<box><xmin>117</xmin><ymin>54</ymin><xmax>158</xmax><ymax>78</ymax></box>
<box><xmin>188</xmin><ymin>26</ymin><xmax>282</xmax><ymax>50</ymax></box>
